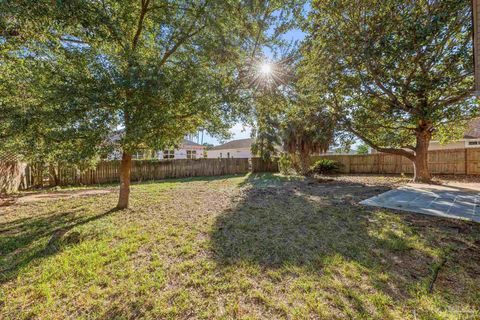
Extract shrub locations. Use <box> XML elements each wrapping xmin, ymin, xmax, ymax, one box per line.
<box><xmin>278</xmin><ymin>154</ymin><xmax>293</xmax><ymax>175</ymax></box>
<box><xmin>310</xmin><ymin>159</ymin><xmax>341</xmax><ymax>175</ymax></box>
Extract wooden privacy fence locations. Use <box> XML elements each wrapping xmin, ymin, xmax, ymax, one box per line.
<box><xmin>310</xmin><ymin>148</ymin><xmax>480</xmax><ymax>175</ymax></box>
<box><xmin>251</xmin><ymin>157</ymin><xmax>279</xmax><ymax>173</ymax></box>
<box><xmin>53</xmin><ymin>158</ymin><xmax>251</xmax><ymax>186</ymax></box>
<box><xmin>3</xmin><ymin>149</ymin><xmax>480</xmax><ymax>192</ymax></box>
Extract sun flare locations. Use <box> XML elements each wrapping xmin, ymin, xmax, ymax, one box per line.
<box><xmin>259</xmin><ymin>63</ymin><xmax>272</xmax><ymax>75</ymax></box>
<box><xmin>244</xmin><ymin>58</ymin><xmax>291</xmax><ymax>90</ymax></box>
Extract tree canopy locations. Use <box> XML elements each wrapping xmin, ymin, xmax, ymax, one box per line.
<box><xmin>302</xmin><ymin>0</ymin><xmax>477</xmax><ymax>182</ymax></box>
<box><xmin>0</xmin><ymin>0</ymin><xmax>305</xmax><ymax>207</ymax></box>
<box><xmin>1</xmin><ymin>0</ymin><xmax>477</xmax><ymax>192</ymax></box>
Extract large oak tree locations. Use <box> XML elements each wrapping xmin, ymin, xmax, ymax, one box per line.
<box><xmin>303</xmin><ymin>0</ymin><xmax>477</xmax><ymax>182</ymax></box>
<box><xmin>1</xmin><ymin>0</ymin><xmax>303</xmax><ymax>207</ymax></box>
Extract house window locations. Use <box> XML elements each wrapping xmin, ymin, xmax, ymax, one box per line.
<box><xmin>187</xmin><ymin>150</ymin><xmax>197</xmax><ymax>159</ymax></box>
<box><xmin>133</xmin><ymin>150</ymin><xmax>150</xmax><ymax>159</ymax></box>
<box><xmin>227</xmin><ymin>152</ymin><xmax>230</xmax><ymax>158</ymax></box>
<box><xmin>219</xmin><ymin>152</ymin><xmax>223</xmax><ymax>158</ymax></box>
<box><xmin>469</xmin><ymin>141</ymin><xmax>479</xmax><ymax>146</ymax></box>
<box><xmin>163</xmin><ymin>150</ymin><xmax>175</xmax><ymax>159</ymax></box>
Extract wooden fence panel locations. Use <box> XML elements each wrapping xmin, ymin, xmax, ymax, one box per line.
<box><xmin>466</xmin><ymin>148</ymin><xmax>480</xmax><ymax>174</ymax></box>
<box><xmin>428</xmin><ymin>149</ymin><xmax>466</xmax><ymax>174</ymax></box>
<box><xmin>54</xmin><ymin>158</ymin><xmax>250</xmax><ymax>187</ymax></box>
<box><xmin>4</xmin><ymin>148</ymin><xmax>480</xmax><ymax>193</ymax></box>
<box><xmin>312</xmin><ymin>148</ymin><xmax>475</xmax><ymax>175</ymax></box>
<box><xmin>251</xmin><ymin>158</ymin><xmax>278</xmax><ymax>173</ymax></box>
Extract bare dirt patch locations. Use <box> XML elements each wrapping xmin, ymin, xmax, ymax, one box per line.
<box><xmin>0</xmin><ymin>189</ymin><xmax>113</xmax><ymax>207</ymax></box>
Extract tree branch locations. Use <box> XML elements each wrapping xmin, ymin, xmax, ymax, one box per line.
<box><xmin>435</xmin><ymin>91</ymin><xmax>472</xmax><ymax>109</ymax></box>
<box><xmin>158</xmin><ymin>24</ymin><xmax>206</xmax><ymax>67</ymax></box>
<box><xmin>131</xmin><ymin>0</ymin><xmax>150</xmax><ymax>51</ymax></box>
<box><xmin>347</xmin><ymin>124</ymin><xmax>415</xmax><ymax>160</ymax></box>
<box><xmin>156</xmin><ymin>1</ymin><xmax>210</xmax><ymax>67</ymax></box>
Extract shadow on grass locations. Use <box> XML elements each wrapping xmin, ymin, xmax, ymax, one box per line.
<box><xmin>212</xmin><ymin>176</ymin><xmax>386</xmax><ymax>268</ymax></box>
<box><xmin>238</xmin><ymin>172</ymin><xmax>304</xmax><ymax>188</ymax></box>
<box><xmin>0</xmin><ymin>207</ymin><xmax>120</xmax><ymax>284</ymax></box>
<box><xmin>211</xmin><ymin>173</ymin><xmax>480</xmax><ymax>310</ymax></box>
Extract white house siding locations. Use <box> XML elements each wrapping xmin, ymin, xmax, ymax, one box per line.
<box><xmin>429</xmin><ymin>139</ymin><xmax>480</xmax><ymax>150</ymax></box>
<box><xmin>207</xmin><ymin>148</ymin><xmax>252</xmax><ymax>159</ymax></box>
<box><xmin>157</xmin><ymin>147</ymin><xmax>205</xmax><ymax>160</ymax></box>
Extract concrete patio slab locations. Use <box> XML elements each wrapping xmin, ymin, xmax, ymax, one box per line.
<box><xmin>360</xmin><ymin>182</ymin><xmax>480</xmax><ymax>223</ymax></box>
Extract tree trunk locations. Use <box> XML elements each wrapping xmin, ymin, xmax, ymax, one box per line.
<box><xmin>412</xmin><ymin>127</ymin><xmax>432</xmax><ymax>183</ymax></box>
<box><xmin>117</xmin><ymin>152</ymin><xmax>132</xmax><ymax>209</ymax></box>
<box><xmin>298</xmin><ymin>151</ymin><xmax>311</xmax><ymax>176</ymax></box>
<box><xmin>49</xmin><ymin>163</ymin><xmax>59</xmax><ymax>187</ymax></box>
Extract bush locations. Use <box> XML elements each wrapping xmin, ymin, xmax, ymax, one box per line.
<box><xmin>310</xmin><ymin>159</ymin><xmax>341</xmax><ymax>175</ymax></box>
<box><xmin>278</xmin><ymin>154</ymin><xmax>293</xmax><ymax>175</ymax></box>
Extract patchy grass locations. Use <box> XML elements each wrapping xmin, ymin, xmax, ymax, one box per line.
<box><xmin>1</xmin><ymin>173</ymin><xmax>479</xmax><ymax>319</ymax></box>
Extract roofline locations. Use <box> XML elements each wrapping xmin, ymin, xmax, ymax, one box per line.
<box><xmin>430</xmin><ymin>138</ymin><xmax>480</xmax><ymax>143</ymax></box>
<box><xmin>209</xmin><ymin>138</ymin><xmax>253</xmax><ymax>150</ymax></box>
<box><xmin>209</xmin><ymin>146</ymin><xmax>251</xmax><ymax>151</ymax></box>
<box><xmin>182</xmin><ymin>139</ymin><xmax>203</xmax><ymax>147</ymax></box>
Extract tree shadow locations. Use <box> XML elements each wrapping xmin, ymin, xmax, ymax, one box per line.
<box><xmin>211</xmin><ymin>174</ymin><xmax>480</xmax><ymax>310</ymax></box>
<box><xmin>0</xmin><ymin>207</ymin><xmax>120</xmax><ymax>284</ymax></box>
<box><xmin>212</xmin><ymin>178</ymin><xmax>389</xmax><ymax>268</ymax></box>
<box><xmin>237</xmin><ymin>172</ymin><xmax>305</xmax><ymax>188</ymax></box>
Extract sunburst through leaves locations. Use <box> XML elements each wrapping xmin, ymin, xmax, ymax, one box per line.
<box><xmin>243</xmin><ymin>57</ymin><xmax>294</xmax><ymax>91</ymax></box>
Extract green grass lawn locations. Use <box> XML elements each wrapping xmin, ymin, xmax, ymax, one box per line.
<box><xmin>1</xmin><ymin>174</ymin><xmax>479</xmax><ymax>319</ymax></box>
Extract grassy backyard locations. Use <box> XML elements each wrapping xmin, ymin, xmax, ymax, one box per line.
<box><xmin>1</xmin><ymin>174</ymin><xmax>479</xmax><ymax>319</ymax></box>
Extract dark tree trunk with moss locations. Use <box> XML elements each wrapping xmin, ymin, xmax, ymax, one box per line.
<box><xmin>117</xmin><ymin>152</ymin><xmax>132</xmax><ymax>209</ymax></box>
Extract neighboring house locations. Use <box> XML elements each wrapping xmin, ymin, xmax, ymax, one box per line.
<box><xmin>108</xmin><ymin>139</ymin><xmax>205</xmax><ymax>160</ymax></box>
<box><xmin>156</xmin><ymin>139</ymin><xmax>205</xmax><ymax>160</ymax></box>
<box><xmin>207</xmin><ymin>138</ymin><xmax>253</xmax><ymax>159</ymax></box>
<box><xmin>429</xmin><ymin>118</ymin><xmax>480</xmax><ymax>150</ymax></box>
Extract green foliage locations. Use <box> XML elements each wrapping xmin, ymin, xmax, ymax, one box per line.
<box><xmin>356</xmin><ymin>144</ymin><xmax>369</xmax><ymax>155</ymax></box>
<box><xmin>310</xmin><ymin>159</ymin><xmax>341</xmax><ymax>175</ymax></box>
<box><xmin>278</xmin><ymin>153</ymin><xmax>293</xmax><ymax>175</ymax></box>
<box><xmin>281</xmin><ymin>102</ymin><xmax>337</xmax><ymax>175</ymax></box>
<box><xmin>303</xmin><ymin>0</ymin><xmax>477</xmax><ymax>157</ymax></box>
<box><xmin>0</xmin><ymin>0</ymin><xmax>305</xmax><ymax>165</ymax></box>
<box><xmin>251</xmin><ymin>115</ymin><xmax>280</xmax><ymax>160</ymax></box>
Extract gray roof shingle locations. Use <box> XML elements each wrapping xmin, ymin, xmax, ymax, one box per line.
<box><xmin>181</xmin><ymin>139</ymin><xmax>202</xmax><ymax>147</ymax></box>
<box><xmin>210</xmin><ymin>138</ymin><xmax>253</xmax><ymax>150</ymax></box>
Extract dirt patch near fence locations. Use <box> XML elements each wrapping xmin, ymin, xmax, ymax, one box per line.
<box><xmin>0</xmin><ymin>189</ymin><xmax>113</xmax><ymax>207</ymax></box>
